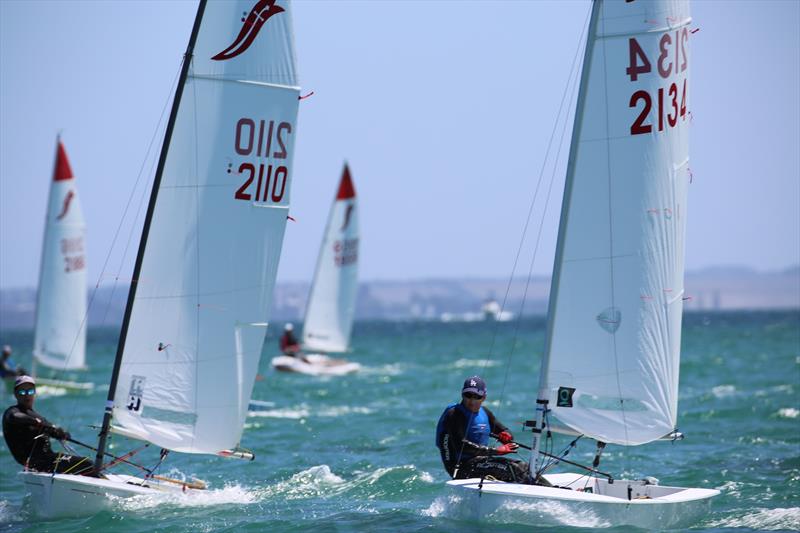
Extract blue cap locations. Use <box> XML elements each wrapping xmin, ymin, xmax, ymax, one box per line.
<box><xmin>462</xmin><ymin>375</ymin><xmax>486</xmax><ymax>397</ymax></box>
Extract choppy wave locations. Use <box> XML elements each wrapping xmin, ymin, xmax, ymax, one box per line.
<box><xmin>358</xmin><ymin>363</ymin><xmax>406</xmax><ymax>376</ymax></box>
<box><xmin>257</xmin><ymin>464</ymin><xmax>434</xmax><ymax>502</ymax></box>
<box><xmin>777</xmin><ymin>407</ymin><xmax>799</xmax><ymax>419</ymax></box>
<box><xmin>711</xmin><ymin>384</ymin><xmax>737</xmax><ymax>398</ymax></box>
<box><xmin>707</xmin><ymin>507</ymin><xmax>800</xmax><ymax>530</ymax></box>
<box><xmin>448</xmin><ymin>358</ymin><xmax>500</xmax><ymax>370</ymax></box>
<box><xmin>113</xmin><ymin>483</ymin><xmax>258</xmax><ymax>512</ymax></box>
<box><xmin>248</xmin><ymin>403</ymin><xmax>374</xmax><ymax>419</ymax></box>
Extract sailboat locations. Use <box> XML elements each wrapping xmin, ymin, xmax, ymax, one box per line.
<box><xmin>272</xmin><ymin>164</ymin><xmax>360</xmax><ymax>376</ymax></box>
<box><xmin>19</xmin><ymin>0</ymin><xmax>301</xmax><ymax>518</ymax></box>
<box><xmin>30</xmin><ymin>138</ymin><xmax>93</xmax><ymax>394</ymax></box>
<box><xmin>446</xmin><ymin>0</ymin><xmax>719</xmax><ymax>528</ymax></box>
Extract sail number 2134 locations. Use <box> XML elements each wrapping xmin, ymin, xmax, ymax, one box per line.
<box><xmin>627</xmin><ymin>30</ymin><xmax>689</xmax><ymax>136</ymax></box>
<box><xmin>230</xmin><ymin>117</ymin><xmax>292</xmax><ymax>203</ymax></box>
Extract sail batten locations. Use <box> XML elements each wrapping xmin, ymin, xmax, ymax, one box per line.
<box><xmin>541</xmin><ymin>0</ymin><xmax>691</xmax><ymax>447</ymax></box>
<box><xmin>107</xmin><ymin>0</ymin><xmax>300</xmax><ymax>455</ymax></box>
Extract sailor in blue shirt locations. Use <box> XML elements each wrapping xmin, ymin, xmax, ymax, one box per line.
<box><xmin>436</xmin><ymin>375</ymin><xmax>532</xmax><ymax>484</ymax></box>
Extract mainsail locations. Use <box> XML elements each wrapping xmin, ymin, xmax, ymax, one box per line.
<box><xmin>302</xmin><ymin>164</ymin><xmax>359</xmax><ymax>353</ymax></box>
<box><xmin>104</xmin><ymin>0</ymin><xmax>300</xmax><ymax>455</ymax></box>
<box><xmin>541</xmin><ymin>0</ymin><xmax>691</xmax><ymax>446</ymax></box>
<box><xmin>33</xmin><ymin>139</ymin><xmax>87</xmax><ymax>371</ymax></box>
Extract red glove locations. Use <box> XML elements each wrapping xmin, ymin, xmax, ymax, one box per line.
<box><xmin>495</xmin><ymin>443</ymin><xmax>519</xmax><ymax>455</ymax></box>
<box><xmin>497</xmin><ymin>431</ymin><xmax>514</xmax><ymax>444</ymax></box>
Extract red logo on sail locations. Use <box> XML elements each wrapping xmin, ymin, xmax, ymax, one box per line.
<box><xmin>212</xmin><ymin>0</ymin><xmax>284</xmax><ymax>61</ymax></box>
<box><xmin>56</xmin><ymin>190</ymin><xmax>75</xmax><ymax>221</ymax></box>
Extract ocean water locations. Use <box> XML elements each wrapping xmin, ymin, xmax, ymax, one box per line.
<box><xmin>0</xmin><ymin>310</ymin><xmax>798</xmax><ymax>532</ymax></box>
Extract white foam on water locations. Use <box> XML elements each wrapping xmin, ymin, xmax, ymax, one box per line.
<box><xmin>113</xmin><ymin>483</ymin><xmax>258</xmax><ymax>512</ymax></box>
<box><xmin>422</xmin><ymin>493</ymin><xmax>474</xmax><ymax>520</ymax></box>
<box><xmin>257</xmin><ymin>465</ymin><xmax>345</xmax><ymax>500</ymax></box>
<box><xmin>490</xmin><ymin>498</ymin><xmax>611</xmax><ymax>529</ymax></box>
<box><xmin>247</xmin><ymin>406</ymin><xmax>310</xmax><ymax>419</ymax></box>
<box><xmin>777</xmin><ymin>407</ymin><xmax>799</xmax><ymax>419</ymax></box>
<box><xmin>712</xmin><ymin>384</ymin><xmax>736</xmax><ymax>398</ymax></box>
<box><xmin>35</xmin><ymin>385</ymin><xmax>69</xmax><ymax>398</ymax></box>
<box><xmin>450</xmin><ymin>358</ymin><xmax>500</xmax><ymax>369</ymax></box>
<box><xmin>715</xmin><ymin>480</ymin><xmax>744</xmax><ymax>498</ymax></box>
<box><xmin>358</xmin><ymin>363</ymin><xmax>405</xmax><ymax>376</ymax></box>
<box><xmin>0</xmin><ymin>500</ymin><xmax>21</xmax><ymax>524</ymax></box>
<box><xmin>247</xmin><ymin>403</ymin><xmax>374</xmax><ymax>419</ymax></box>
<box><xmin>707</xmin><ymin>507</ymin><xmax>800</xmax><ymax>530</ymax></box>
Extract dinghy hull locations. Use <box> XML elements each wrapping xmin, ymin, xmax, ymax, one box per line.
<box><xmin>446</xmin><ymin>473</ymin><xmax>719</xmax><ymax>529</ymax></box>
<box><xmin>20</xmin><ymin>471</ymin><xmax>194</xmax><ymax>519</ymax></box>
<box><xmin>271</xmin><ymin>354</ymin><xmax>360</xmax><ymax>376</ymax></box>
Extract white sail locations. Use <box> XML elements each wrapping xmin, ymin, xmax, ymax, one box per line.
<box><xmin>111</xmin><ymin>0</ymin><xmax>300</xmax><ymax>454</ymax></box>
<box><xmin>542</xmin><ymin>0</ymin><xmax>691</xmax><ymax>446</ymax></box>
<box><xmin>302</xmin><ymin>164</ymin><xmax>359</xmax><ymax>353</ymax></box>
<box><xmin>33</xmin><ymin>139</ymin><xmax>87</xmax><ymax>371</ymax></box>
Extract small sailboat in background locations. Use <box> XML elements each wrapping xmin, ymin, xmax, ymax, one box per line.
<box><xmin>20</xmin><ymin>0</ymin><xmax>301</xmax><ymax>517</ymax></box>
<box><xmin>30</xmin><ymin>137</ymin><xmax>93</xmax><ymax>394</ymax></box>
<box><xmin>446</xmin><ymin>0</ymin><xmax>718</xmax><ymax>528</ymax></box>
<box><xmin>272</xmin><ymin>164</ymin><xmax>360</xmax><ymax>376</ymax></box>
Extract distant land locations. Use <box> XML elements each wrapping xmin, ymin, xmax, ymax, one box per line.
<box><xmin>1</xmin><ymin>265</ymin><xmax>798</xmax><ymax>330</ymax></box>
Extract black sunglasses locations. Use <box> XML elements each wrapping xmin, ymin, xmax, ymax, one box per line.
<box><xmin>15</xmin><ymin>388</ymin><xmax>36</xmax><ymax>396</ymax></box>
<box><xmin>463</xmin><ymin>392</ymin><xmax>484</xmax><ymax>400</ymax></box>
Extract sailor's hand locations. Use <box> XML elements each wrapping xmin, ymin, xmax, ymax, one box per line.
<box><xmin>495</xmin><ymin>443</ymin><xmax>518</xmax><ymax>455</ymax></box>
<box><xmin>497</xmin><ymin>431</ymin><xmax>514</xmax><ymax>444</ymax></box>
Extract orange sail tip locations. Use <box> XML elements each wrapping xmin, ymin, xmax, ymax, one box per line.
<box><xmin>336</xmin><ymin>164</ymin><xmax>355</xmax><ymax>200</ymax></box>
<box><xmin>53</xmin><ymin>142</ymin><xmax>74</xmax><ymax>181</ymax></box>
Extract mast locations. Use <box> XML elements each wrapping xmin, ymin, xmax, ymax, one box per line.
<box><xmin>94</xmin><ymin>0</ymin><xmax>208</xmax><ymax>473</ymax></box>
<box><xmin>530</xmin><ymin>0</ymin><xmax>602</xmax><ymax>477</ymax></box>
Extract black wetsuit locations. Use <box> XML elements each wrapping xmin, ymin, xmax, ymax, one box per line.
<box><xmin>2</xmin><ymin>405</ymin><xmax>92</xmax><ymax>474</ymax></box>
<box><xmin>436</xmin><ymin>403</ymin><xmax>532</xmax><ymax>484</ymax></box>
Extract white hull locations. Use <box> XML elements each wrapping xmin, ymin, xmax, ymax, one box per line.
<box><xmin>446</xmin><ymin>473</ymin><xmax>719</xmax><ymax>529</ymax></box>
<box><xmin>271</xmin><ymin>353</ymin><xmax>360</xmax><ymax>376</ymax></box>
<box><xmin>20</xmin><ymin>471</ymin><xmax>200</xmax><ymax>519</ymax></box>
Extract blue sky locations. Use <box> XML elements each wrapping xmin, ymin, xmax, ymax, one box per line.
<box><xmin>1</xmin><ymin>0</ymin><xmax>798</xmax><ymax>290</ymax></box>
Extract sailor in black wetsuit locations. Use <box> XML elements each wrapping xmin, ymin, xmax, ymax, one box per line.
<box><xmin>436</xmin><ymin>375</ymin><xmax>533</xmax><ymax>484</ymax></box>
<box><xmin>2</xmin><ymin>375</ymin><xmax>93</xmax><ymax>475</ymax></box>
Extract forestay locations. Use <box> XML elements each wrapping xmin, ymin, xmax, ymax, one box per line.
<box><xmin>302</xmin><ymin>165</ymin><xmax>359</xmax><ymax>353</ymax></box>
<box><xmin>542</xmin><ymin>0</ymin><xmax>691</xmax><ymax>446</ymax></box>
<box><xmin>111</xmin><ymin>0</ymin><xmax>300</xmax><ymax>454</ymax></box>
<box><xmin>33</xmin><ymin>140</ymin><xmax>87</xmax><ymax>371</ymax></box>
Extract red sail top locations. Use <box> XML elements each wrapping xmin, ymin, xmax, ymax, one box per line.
<box><xmin>336</xmin><ymin>164</ymin><xmax>356</xmax><ymax>200</ymax></box>
<box><xmin>53</xmin><ymin>141</ymin><xmax>74</xmax><ymax>181</ymax></box>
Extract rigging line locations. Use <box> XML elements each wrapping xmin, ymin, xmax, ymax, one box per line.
<box><xmin>598</xmin><ymin>2</ymin><xmax>632</xmax><ymax>450</ymax></box>
<box><xmin>96</xmin><ymin>62</ymin><xmax>183</xmax><ymax>330</ymax></box>
<box><xmin>495</xmin><ymin>3</ymin><xmax>591</xmax><ymax>407</ymax></box>
<box><xmin>481</xmin><ymin>2</ymin><xmax>593</xmax><ymax>402</ymax></box>
<box><xmin>57</xmin><ymin>62</ymin><xmax>182</xmax><ymax>422</ymax></box>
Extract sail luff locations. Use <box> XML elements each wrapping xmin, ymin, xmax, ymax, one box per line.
<box><xmin>31</xmin><ymin>137</ymin><xmax>60</xmax><ymax>368</ymax></box>
<box><xmin>538</xmin><ymin>0</ymin><xmax>602</xmax><ymax>404</ymax></box>
<box><xmin>94</xmin><ymin>0</ymin><xmax>209</xmax><ymax>472</ymax></box>
<box><xmin>532</xmin><ymin>0</ymin><xmax>602</xmax><ymax>474</ymax></box>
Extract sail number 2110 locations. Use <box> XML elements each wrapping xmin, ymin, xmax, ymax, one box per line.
<box><xmin>627</xmin><ymin>30</ymin><xmax>689</xmax><ymax>136</ymax></box>
<box><xmin>231</xmin><ymin>117</ymin><xmax>292</xmax><ymax>202</ymax></box>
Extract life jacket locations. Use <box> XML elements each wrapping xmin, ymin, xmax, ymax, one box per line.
<box><xmin>435</xmin><ymin>402</ymin><xmax>491</xmax><ymax>463</ymax></box>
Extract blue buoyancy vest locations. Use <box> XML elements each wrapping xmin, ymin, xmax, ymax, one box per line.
<box><xmin>435</xmin><ymin>402</ymin><xmax>491</xmax><ymax>459</ymax></box>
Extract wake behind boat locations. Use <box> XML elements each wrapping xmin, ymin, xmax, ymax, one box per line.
<box><xmin>271</xmin><ymin>164</ymin><xmax>360</xmax><ymax>376</ymax></box>
<box><xmin>19</xmin><ymin>0</ymin><xmax>301</xmax><ymax>518</ymax></box>
<box><xmin>445</xmin><ymin>0</ymin><xmax>718</xmax><ymax>528</ymax></box>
